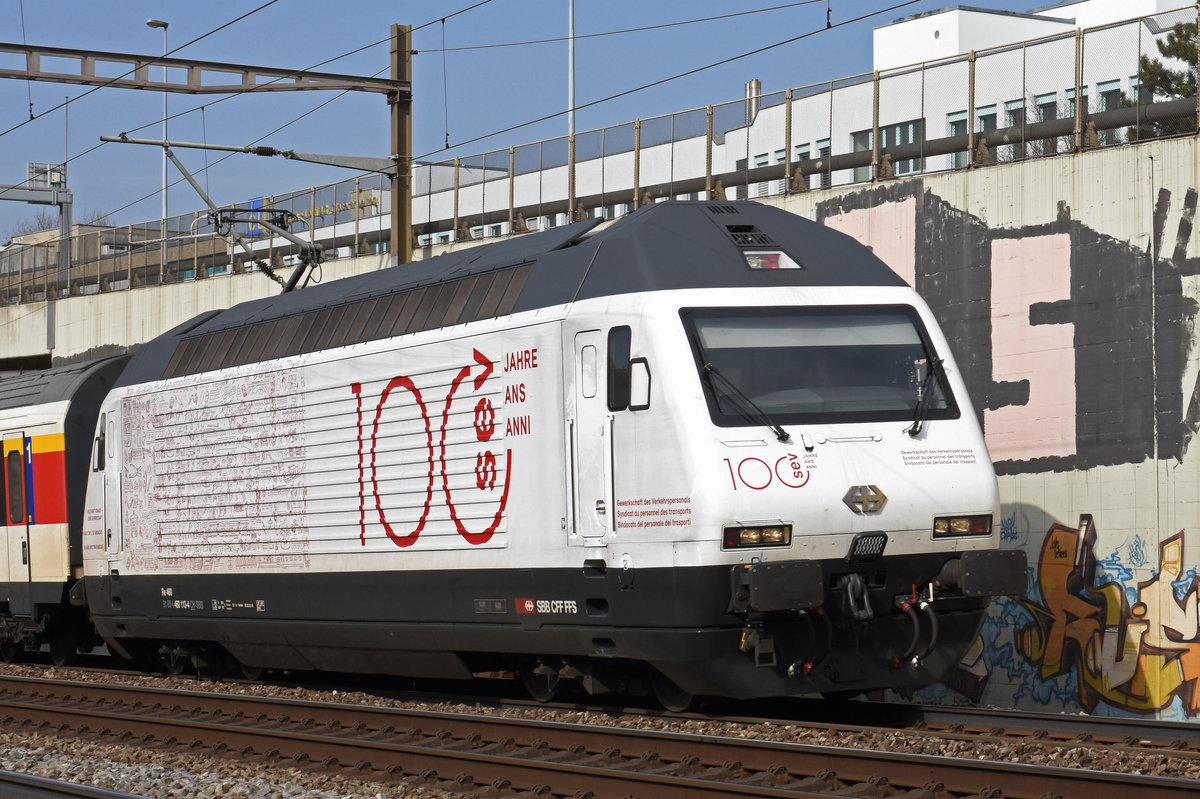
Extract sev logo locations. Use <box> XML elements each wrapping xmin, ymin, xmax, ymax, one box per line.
<box><xmin>843</xmin><ymin>485</ymin><xmax>887</xmax><ymax>513</ymax></box>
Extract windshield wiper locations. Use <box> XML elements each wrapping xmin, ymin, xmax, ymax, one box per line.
<box><xmin>702</xmin><ymin>362</ymin><xmax>791</xmax><ymax>443</ymax></box>
<box><xmin>904</xmin><ymin>357</ymin><xmax>945</xmax><ymax>437</ymax></box>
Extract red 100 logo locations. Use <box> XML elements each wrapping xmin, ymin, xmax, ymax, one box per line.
<box><xmin>352</xmin><ymin>348</ymin><xmax>511</xmax><ymax>547</ymax></box>
<box><xmin>723</xmin><ymin>454</ymin><xmax>811</xmax><ymax>491</ymax></box>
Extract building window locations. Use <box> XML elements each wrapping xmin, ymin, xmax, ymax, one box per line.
<box><xmin>977</xmin><ymin>105</ymin><xmax>997</xmax><ymax>134</ymax></box>
<box><xmin>1065</xmin><ymin>87</ymin><xmax>1088</xmax><ymax>119</ymax></box>
<box><xmin>817</xmin><ymin>139</ymin><xmax>831</xmax><ymax>189</ymax></box>
<box><xmin>885</xmin><ymin>119</ymin><xmax>924</xmax><ymax>175</ymax></box>
<box><xmin>853</xmin><ymin>119</ymin><xmax>925</xmax><ymax>178</ymax></box>
<box><xmin>1005</xmin><ymin>100</ymin><xmax>1026</xmax><ymax>161</ymax></box>
<box><xmin>794</xmin><ymin>144</ymin><xmax>811</xmax><ymax>190</ymax></box>
<box><xmin>948</xmin><ymin>111</ymin><xmax>967</xmax><ymax>169</ymax></box>
<box><xmin>1098</xmin><ymin>80</ymin><xmax>1121</xmax><ymax>145</ymax></box>
<box><xmin>1064</xmin><ymin>87</ymin><xmax>1088</xmax><ymax>150</ymax></box>
<box><xmin>1035</xmin><ymin>92</ymin><xmax>1058</xmax><ymax>156</ymax></box>
<box><xmin>1131</xmin><ymin>75</ymin><xmax>1148</xmax><ymax>103</ymax></box>
<box><xmin>753</xmin><ymin>152</ymin><xmax>770</xmax><ymax>197</ymax></box>
<box><xmin>851</xmin><ymin>130</ymin><xmax>873</xmax><ymax>183</ymax></box>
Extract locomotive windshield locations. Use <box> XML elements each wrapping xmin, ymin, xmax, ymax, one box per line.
<box><xmin>683</xmin><ymin>305</ymin><xmax>960</xmax><ymax>426</ymax></box>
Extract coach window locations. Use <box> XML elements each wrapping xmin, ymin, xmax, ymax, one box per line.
<box><xmin>607</xmin><ymin>326</ymin><xmax>632</xmax><ymax>411</ymax></box>
<box><xmin>6</xmin><ymin>449</ymin><xmax>24</xmax><ymax>525</ymax></box>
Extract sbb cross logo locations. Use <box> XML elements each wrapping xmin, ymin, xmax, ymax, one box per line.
<box><xmin>843</xmin><ymin>485</ymin><xmax>887</xmax><ymax>513</ymax></box>
<box><xmin>352</xmin><ymin>348</ymin><xmax>512</xmax><ymax>548</ymax></box>
<box><xmin>516</xmin><ymin>598</ymin><xmax>536</xmax><ymax>614</ymax></box>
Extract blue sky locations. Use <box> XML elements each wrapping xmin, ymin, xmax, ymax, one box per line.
<box><xmin>0</xmin><ymin>0</ymin><xmax>1039</xmax><ymax>237</ymax></box>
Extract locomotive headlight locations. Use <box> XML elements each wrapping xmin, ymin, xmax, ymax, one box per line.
<box><xmin>760</xmin><ymin>526</ymin><xmax>787</xmax><ymax>544</ymax></box>
<box><xmin>723</xmin><ymin>524</ymin><xmax>792</xmax><ymax>549</ymax></box>
<box><xmin>933</xmin><ymin>514</ymin><xmax>992</xmax><ymax>537</ymax></box>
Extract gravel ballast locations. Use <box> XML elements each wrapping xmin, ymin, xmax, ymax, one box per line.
<box><xmin>1</xmin><ymin>662</ymin><xmax>1196</xmax><ymax>797</ymax></box>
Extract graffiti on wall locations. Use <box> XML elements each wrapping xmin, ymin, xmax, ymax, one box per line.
<box><xmin>1015</xmin><ymin>514</ymin><xmax>1200</xmax><ymax>716</ymax></box>
<box><xmin>816</xmin><ymin>181</ymin><xmax>1200</xmax><ymax>474</ymax></box>
<box><xmin>815</xmin><ymin>176</ymin><xmax>1200</xmax><ymax>717</ymax></box>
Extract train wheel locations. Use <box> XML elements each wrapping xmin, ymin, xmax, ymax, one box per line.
<box><xmin>650</xmin><ymin>669</ymin><xmax>694</xmax><ymax>713</ymax></box>
<box><xmin>49</xmin><ymin>628</ymin><xmax>78</xmax><ymax>667</ymax></box>
<box><xmin>0</xmin><ymin>640</ymin><xmax>21</xmax><ymax>664</ymax></box>
<box><xmin>520</xmin><ymin>663</ymin><xmax>562</xmax><ymax>703</ymax></box>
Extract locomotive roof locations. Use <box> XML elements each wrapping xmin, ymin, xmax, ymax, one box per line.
<box><xmin>0</xmin><ymin>356</ymin><xmax>129</xmax><ymax>413</ymax></box>
<box><xmin>118</xmin><ymin>201</ymin><xmax>906</xmax><ymax>387</ymax></box>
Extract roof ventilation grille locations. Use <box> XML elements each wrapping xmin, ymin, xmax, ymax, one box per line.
<box><xmin>707</xmin><ymin>204</ymin><xmax>740</xmax><ymax>215</ymax></box>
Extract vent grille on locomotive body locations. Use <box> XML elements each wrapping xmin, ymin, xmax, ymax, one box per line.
<box><xmin>58</xmin><ymin>201</ymin><xmax>1027</xmax><ymax>704</ymax></box>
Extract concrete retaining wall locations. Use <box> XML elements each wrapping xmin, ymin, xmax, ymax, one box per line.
<box><xmin>780</xmin><ymin>137</ymin><xmax>1200</xmax><ymax>719</ymax></box>
<box><xmin>3</xmin><ymin>136</ymin><xmax>1199</xmax><ymax>718</ymax></box>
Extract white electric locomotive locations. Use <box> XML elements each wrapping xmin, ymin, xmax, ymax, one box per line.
<box><xmin>68</xmin><ymin>201</ymin><xmax>1024</xmax><ymax>704</ymax></box>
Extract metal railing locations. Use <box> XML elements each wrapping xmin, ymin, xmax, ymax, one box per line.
<box><xmin>2</xmin><ymin>5</ymin><xmax>1197</xmax><ymax>307</ymax></box>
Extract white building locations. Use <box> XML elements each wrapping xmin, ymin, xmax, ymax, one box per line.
<box><xmin>409</xmin><ymin>0</ymin><xmax>1195</xmax><ymax>245</ymax></box>
<box><xmin>3</xmin><ymin>1</ymin><xmax>1195</xmax><ymax>297</ymax></box>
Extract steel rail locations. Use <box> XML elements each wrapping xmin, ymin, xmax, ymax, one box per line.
<box><xmin>0</xmin><ymin>675</ymin><xmax>1197</xmax><ymax>798</ymax></box>
<box><xmin>0</xmin><ymin>770</ymin><xmax>147</xmax><ymax>799</ymax></box>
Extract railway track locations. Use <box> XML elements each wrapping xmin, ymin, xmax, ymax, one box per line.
<box><xmin>0</xmin><ymin>770</ymin><xmax>146</xmax><ymax>799</ymax></box>
<box><xmin>0</xmin><ymin>673</ymin><xmax>1197</xmax><ymax>798</ymax></box>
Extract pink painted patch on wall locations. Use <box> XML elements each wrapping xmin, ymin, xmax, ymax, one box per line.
<box><xmin>823</xmin><ymin>197</ymin><xmax>917</xmax><ymax>286</ymax></box>
<box><xmin>985</xmin><ymin>233</ymin><xmax>1076</xmax><ymax>461</ymax></box>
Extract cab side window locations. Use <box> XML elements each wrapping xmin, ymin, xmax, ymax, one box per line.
<box><xmin>607</xmin><ymin>326</ymin><xmax>651</xmax><ymax>411</ymax></box>
<box><xmin>93</xmin><ymin>413</ymin><xmax>107</xmax><ymax>472</ymax></box>
<box><xmin>607</xmin><ymin>326</ymin><xmax>632</xmax><ymax>411</ymax></box>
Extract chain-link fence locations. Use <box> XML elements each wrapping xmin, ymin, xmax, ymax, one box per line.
<box><xmin>4</xmin><ymin>5</ymin><xmax>1198</xmax><ymax>308</ymax></box>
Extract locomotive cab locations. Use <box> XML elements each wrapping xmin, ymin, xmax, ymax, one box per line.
<box><xmin>563</xmin><ymin>281</ymin><xmax>1027</xmax><ymax>700</ymax></box>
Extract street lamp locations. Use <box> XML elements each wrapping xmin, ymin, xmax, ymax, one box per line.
<box><xmin>147</xmin><ymin>18</ymin><xmax>168</xmax><ymax>276</ymax></box>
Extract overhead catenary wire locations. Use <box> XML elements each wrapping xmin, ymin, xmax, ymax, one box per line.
<box><xmin>68</xmin><ymin>0</ymin><xmax>501</xmax><ymax>224</ymax></box>
<box><xmin>418</xmin><ymin>0</ymin><xmax>920</xmax><ymax>158</ymax></box>
<box><xmin>0</xmin><ymin>0</ymin><xmax>285</xmax><ymax>214</ymax></box>
<box><xmin>418</xmin><ymin>1</ymin><xmax>825</xmax><ymax>53</ymax></box>
<box><xmin>442</xmin><ymin>19</ymin><xmax>450</xmax><ymax>149</ymax></box>
<box><xmin>18</xmin><ymin>0</ymin><xmax>32</xmax><ymax>119</ymax></box>
<box><xmin>411</xmin><ymin>0</ymin><xmax>496</xmax><ymax>33</ymax></box>
<box><xmin>9</xmin><ymin>0</ymin><xmax>907</xmax><ymax>233</ymax></box>
<box><xmin>106</xmin><ymin>0</ymin><xmax>915</xmax><ymax>221</ymax></box>
<box><xmin>7</xmin><ymin>0</ymin><xmax>801</xmax><ymax>196</ymax></box>
<box><xmin>3</xmin><ymin>0</ymin><xmax>496</xmax><ymax>222</ymax></box>
<box><xmin>0</xmin><ymin>0</ymin><xmax>283</xmax><ymax>144</ymax></box>
<box><xmin>94</xmin><ymin>64</ymin><xmax>393</xmax><ymax>222</ymax></box>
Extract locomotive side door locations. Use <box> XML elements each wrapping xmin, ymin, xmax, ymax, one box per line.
<box><xmin>95</xmin><ymin>413</ymin><xmax>122</xmax><ymax>563</ymax></box>
<box><xmin>2</xmin><ymin>431</ymin><xmax>32</xmax><ymax>617</ymax></box>
<box><xmin>570</xmin><ymin>330</ymin><xmax>613</xmax><ymax>542</ymax></box>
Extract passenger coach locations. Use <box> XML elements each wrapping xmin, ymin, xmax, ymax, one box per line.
<box><xmin>0</xmin><ymin>357</ymin><xmax>126</xmax><ymax>663</ymax></box>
